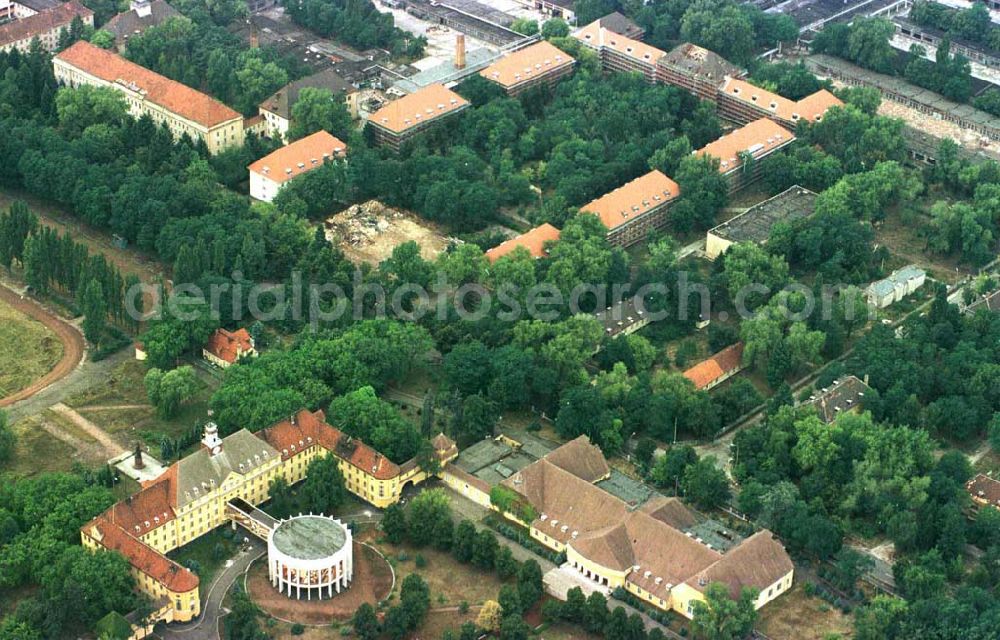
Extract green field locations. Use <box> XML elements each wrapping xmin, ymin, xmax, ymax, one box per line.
<box><xmin>0</xmin><ymin>297</ymin><xmax>63</xmax><ymax>397</ymax></box>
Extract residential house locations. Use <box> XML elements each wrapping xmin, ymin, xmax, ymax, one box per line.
<box><xmin>258</xmin><ymin>68</ymin><xmax>356</xmax><ymax>142</ymax></box>
<box><xmin>573</xmin><ymin>19</ymin><xmax>665</xmax><ymax>83</ymax></box>
<box><xmin>103</xmin><ymin>0</ymin><xmax>179</xmax><ymax>51</ymax></box>
<box><xmin>865</xmin><ymin>265</ymin><xmax>926</xmax><ymax>308</ymax></box>
<box><xmin>656</xmin><ymin>43</ymin><xmax>744</xmax><ymax>102</ymax></box>
<box><xmin>202</xmin><ymin>328</ymin><xmax>256</xmax><ymax>368</ymax></box>
<box><xmin>248</xmin><ymin>130</ymin><xmax>347</xmax><ymax>202</ymax></box>
<box><xmin>717</xmin><ymin>77</ymin><xmax>842</xmax><ymax>128</ymax></box>
<box><xmin>485</xmin><ymin>223</ymin><xmax>561</xmax><ymax>263</ymax></box>
<box><xmin>683</xmin><ymin>342</ymin><xmax>745</xmax><ymax>391</ymax></box>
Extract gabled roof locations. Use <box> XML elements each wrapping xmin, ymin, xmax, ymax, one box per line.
<box><xmin>204</xmin><ymin>327</ymin><xmax>254</xmax><ymax>364</ymax></box>
<box><xmin>803</xmin><ymin>375</ymin><xmax>872</xmax><ymax>423</ymax></box>
<box><xmin>573</xmin><ymin>20</ymin><xmax>665</xmax><ymax>66</ymax></box>
<box><xmin>580</xmin><ymin>170</ymin><xmax>680</xmax><ymax>231</ymax></box>
<box><xmin>367</xmin><ymin>83</ymin><xmax>469</xmax><ymax>135</ymax></box>
<box><xmin>966</xmin><ymin>290</ymin><xmax>1000</xmax><ymax>314</ymax></box>
<box><xmin>258</xmin><ymin>409</ymin><xmax>402</xmax><ymax>480</ymax></box>
<box><xmin>486</xmin><ymin>223</ymin><xmax>561</xmax><ymax>263</ymax></box>
<box><xmin>55</xmin><ymin>41</ymin><xmax>240</xmax><ymax>128</ymax></box>
<box><xmin>695</xmin><ymin>118</ymin><xmax>795</xmax><ymax>174</ymax></box>
<box><xmin>658</xmin><ymin>43</ymin><xmax>743</xmax><ymax>85</ymax></box>
<box><xmin>479</xmin><ymin>40</ymin><xmax>575</xmax><ymax>89</ymax></box>
<box><xmin>685</xmin><ymin>531</ymin><xmax>793</xmax><ymax>598</ymax></box>
<box><xmin>543</xmin><ymin>435</ymin><xmax>610</xmax><ymax>483</ymax></box>
<box><xmin>639</xmin><ymin>496</ymin><xmax>700</xmax><ymax>530</ymax></box>
<box><xmin>104</xmin><ymin>0</ymin><xmax>180</xmax><ymax>45</ymax></box>
<box><xmin>109</xmin><ymin>465</ymin><xmax>177</xmax><ymax>535</ymax></box>
<box><xmin>248</xmin><ymin>130</ymin><xmax>347</xmax><ymax>184</ymax></box>
<box><xmin>176</xmin><ymin>430</ymin><xmax>278</xmax><ymax>507</ymax></box>
<box><xmin>595</xmin><ymin>12</ymin><xmax>645</xmax><ymax>40</ymax></box>
<box><xmin>0</xmin><ymin>0</ymin><xmax>92</xmax><ymax>46</ymax></box>
<box><xmin>720</xmin><ymin>77</ymin><xmax>842</xmax><ymax>124</ymax></box>
<box><xmin>259</xmin><ymin>67</ymin><xmax>354</xmax><ymax>120</ymax></box>
<box><xmin>683</xmin><ymin>342</ymin><xmax>745</xmax><ymax>389</ymax></box>
<box><xmin>83</xmin><ymin>516</ymin><xmax>198</xmax><ymax>593</ymax></box>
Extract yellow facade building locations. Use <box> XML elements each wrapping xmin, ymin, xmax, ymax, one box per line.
<box><xmin>53</xmin><ymin>40</ymin><xmax>245</xmax><ymax>154</ymax></box>
<box><xmin>81</xmin><ymin>410</ymin><xmax>457</xmax><ymax>625</ymax></box>
<box><xmin>494</xmin><ymin>436</ymin><xmax>794</xmax><ymax>618</ymax></box>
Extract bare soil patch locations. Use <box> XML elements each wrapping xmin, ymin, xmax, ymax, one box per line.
<box><xmin>247</xmin><ymin>542</ymin><xmax>393</xmax><ymax>624</ymax></box>
<box><xmin>324</xmin><ymin>200</ymin><xmax>454</xmax><ymax>265</ymax></box>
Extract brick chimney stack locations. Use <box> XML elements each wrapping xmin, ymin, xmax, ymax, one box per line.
<box><xmin>455</xmin><ymin>34</ymin><xmax>466</xmax><ymax>70</ymax></box>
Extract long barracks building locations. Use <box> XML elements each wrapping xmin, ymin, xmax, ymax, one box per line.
<box><xmin>695</xmin><ymin>118</ymin><xmax>796</xmax><ymax>193</ymax></box>
<box><xmin>53</xmin><ymin>41</ymin><xmax>245</xmax><ymax>154</ymax></box>
<box><xmin>365</xmin><ymin>83</ymin><xmax>469</xmax><ymax>151</ymax></box>
<box><xmin>572</xmin><ymin>21</ymin><xmax>842</xmax><ymax>126</ymax></box>
<box><xmin>580</xmin><ymin>170</ymin><xmax>681</xmax><ymax>247</ymax></box>
<box><xmin>81</xmin><ymin>410</ymin><xmax>457</xmax><ymax>625</ymax></box>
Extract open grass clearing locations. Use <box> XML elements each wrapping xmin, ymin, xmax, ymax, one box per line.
<box><xmin>0</xmin><ymin>296</ymin><xmax>64</xmax><ymax>398</ymax></box>
<box><xmin>756</xmin><ymin>582</ymin><xmax>854</xmax><ymax>640</ymax></box>
<box><xmin>65</xmin><ymin>359</ymin><xmax>216</xmax><ymax>449</ymax></box>
<box><xmin>374</xmin><ymin>538</ymin><xmax>508</xmax><ymax>607</ymax></box>
<box><xmin>2</xmin><ymin>412</ymin><xmax>95</xmax><ymax>477</ymax></box>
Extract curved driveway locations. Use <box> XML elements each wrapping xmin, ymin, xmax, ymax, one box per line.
<box><xmin>159</xmin><ymin>537</ymin><xmax>265</xmax><ymax>640</ymax></box>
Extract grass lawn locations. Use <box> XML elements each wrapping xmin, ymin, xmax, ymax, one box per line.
<box><xmin>535</xmin><ymin>623</ymin><xmax>605</xmax><ymax>640</ymax></box>
<box><xmin>167</xmin><ymin>527</ymin><xmax>241</xmax><ymax>599</ymax></box>
<box><xmin>65</xmin><ymin>359</ymin><xmax>217</xmax><ymax>451</ymax></box>
<box><xmin>877</xmin><ymin>202</ymin><xmax>969</xmax><ymax>286</ymax></box>
<box><xmin>756</xmin><ymin>582</ymin><xmax>854</xmax><ymax>640</ymax></box>
<box><xmin>374</xmin><ymin>539</ymin><xmax>509</xmax><ymax>607</ymax></box>
<box><xmin>0</xmin><ymin>296</ymin><xmax>64</xmax><ymax>398</ymax></box>
<box><xmin>2</xmin><ymin>413</ymin><xmax>87</xmax><ymax>477</ymax></box>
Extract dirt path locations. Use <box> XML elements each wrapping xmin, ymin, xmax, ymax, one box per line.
<box><xmin>0</xmin><ymin>284</ymin><xmax>86</xmax><ymax>408</ymax></box>
<box><xmin>50</xmin><ymin>402</ymin><xmax>126</xmax><ymax>457</ymax></box>
<box><xmin>76</xmin><ymin>403</ymin><xmax>153</xmax><ymax>412</ymax></box>
<box><xmin>38</xmin><ymin>417</ymin><xmax>108</xmax><ymax>466</ymax></box>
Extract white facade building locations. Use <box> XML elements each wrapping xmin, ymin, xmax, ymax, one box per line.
<box><xmin>267</xmin><ymin>515</ymin><xmax>353</xmax><ymax>600</ymax></box>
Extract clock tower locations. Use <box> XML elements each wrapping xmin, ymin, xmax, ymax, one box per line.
<box><xmin>201</xmin><ymin>422</ymin><xmax>223</xmax><ymax>457</ymax></box>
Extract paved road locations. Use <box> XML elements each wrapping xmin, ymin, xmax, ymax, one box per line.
<box><xmin>159</xmin><ymin>536</ymin><xmax>266</xmax><ymax>640</ymax></box>
<box><xmin>4</xmin><ymin>348</ymin><xmax>132</xmax><ymax>423</ymax></box>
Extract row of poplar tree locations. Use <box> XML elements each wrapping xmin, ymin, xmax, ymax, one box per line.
<box><xmin>0</xmin><ymin>200</ymin><xmax>142</xmax><ymax>341</ymax></box>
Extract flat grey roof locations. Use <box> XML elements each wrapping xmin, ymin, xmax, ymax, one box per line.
<box><xmin>455</xmin><ymin>439</ymin><xmax>515</xmax><ymax>473</ymax></box>
<box><xmin>595</xmin><ymin>469</ymin><xmax>655</xmax><ymax>508</ymax></box>
<box><xmin>709</xmin><ymin>185</ymin><xmax>817</xmax><ymax>244</ymax></box>
<box><xmin>808</xmin><ymin>53</ymin><xmax>1000</xmax><ymax>130</ymax></box>
<box><xmin>271</xmin><ymin>516</ymin><xmax>347</xmax><ymax>560</ymax></box>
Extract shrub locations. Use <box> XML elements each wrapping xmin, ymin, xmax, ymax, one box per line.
<box><xmin>397</xmin><ymin>552</ymin><xmax>409</xmax><ymax>562</ymax></box>
<box><xmin>459</xmin><ymin>601</ymin><xmax>470</xmax><ymax>614</ymax></box>
<box><xmin>415</xmin><ymin>553</ymin><xmax>427</xmax><ymax>568</ymax></box>
<box><xmin>291</xmin><ymin>623</ymin><xmax>305</xmax><ymax>635</ymax></box>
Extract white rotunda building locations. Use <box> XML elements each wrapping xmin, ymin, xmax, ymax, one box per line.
<box><xmin>267</xmin><ymin>514</ymin><xmax>353</xmax><ymax>599</ymax></box>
